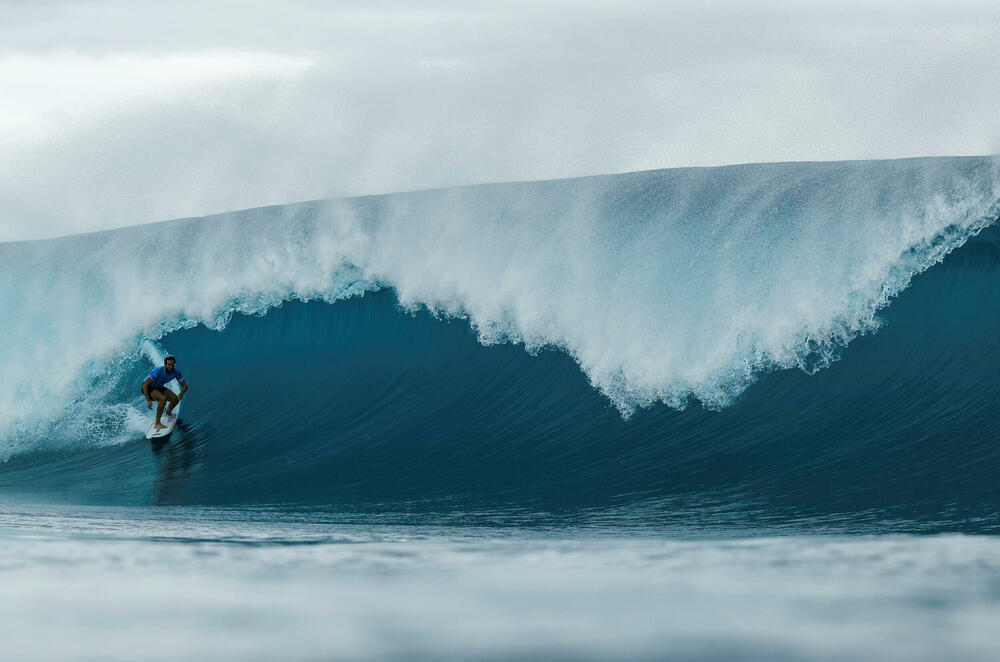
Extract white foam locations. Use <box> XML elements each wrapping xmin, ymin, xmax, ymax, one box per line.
<box><xmin>1</xmin><ymin>156</ymin><xmax>998</xmax><ymax>454</ymax></box>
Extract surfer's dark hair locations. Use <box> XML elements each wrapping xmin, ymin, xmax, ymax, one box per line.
<box><xmin>164</xmin><ymin>355</ymin><xmax>176</xmax><ymax>362</ymax></box>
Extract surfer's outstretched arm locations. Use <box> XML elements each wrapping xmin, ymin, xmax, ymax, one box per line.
<box><xmin>142</xmin><ymin>378</ymin><xmax>153</xmax><ymax>409</ymax></box>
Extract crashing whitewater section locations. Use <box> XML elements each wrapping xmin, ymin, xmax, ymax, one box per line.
<box><xmin>1</xmin><ymin>155</ymin><xmax>999</xmax><ymax>451</ymax></box>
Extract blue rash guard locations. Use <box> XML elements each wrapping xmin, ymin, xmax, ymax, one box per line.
<box><xmin>146</xmin><ymin>365</ymin><xmax>185</xmax><ymax>389</ymax></box>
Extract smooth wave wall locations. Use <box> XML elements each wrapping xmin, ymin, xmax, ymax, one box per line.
<box><xmin>1</xmin><ymin>155</ymin><xmax>998</xmax><ymax>458</ymax></box>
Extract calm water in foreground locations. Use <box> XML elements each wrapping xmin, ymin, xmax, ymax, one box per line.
<box><xmin>2</xmin><ymin>504</ymin><xmax>1000</xmax><ymax>661</ymax></box>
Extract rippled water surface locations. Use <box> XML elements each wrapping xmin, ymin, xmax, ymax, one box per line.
<box><xmin>3</xmin><ymin>505</ymin><xmax>1000</xmax><ymax>661</ymax></box>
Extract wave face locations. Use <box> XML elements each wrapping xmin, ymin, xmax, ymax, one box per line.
<box><xmin>1</xmin><ymin>156</ymin><xmax>1000</xmax><ymax>519</ymax></box>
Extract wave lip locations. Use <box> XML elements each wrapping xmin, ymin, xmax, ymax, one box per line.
<box><xmin>0</xmin><ymin>155</ymin><xmax>999</xmax><ymax>454</ymax></box>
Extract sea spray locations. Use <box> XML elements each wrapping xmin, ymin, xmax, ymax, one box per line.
<box><xmin>1</xmin><ymin>155</ymin><xmax>998</xmax><ymax>453</ymax></box>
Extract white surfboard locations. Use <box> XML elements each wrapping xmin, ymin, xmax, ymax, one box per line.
<box><xmin>145</xmin><ymin>380</ymin><xmax>182</xmax><ymax>439</ymax></box>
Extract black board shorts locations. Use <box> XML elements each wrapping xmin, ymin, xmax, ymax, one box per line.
<box><xmin>141</xmin><ymin>383</ymin><xmax>168</xmax><ymax>396</ymax></box>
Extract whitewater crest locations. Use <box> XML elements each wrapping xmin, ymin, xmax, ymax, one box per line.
<box><xmin>0</xmin><ymin>155</ymin><xmax>998</xmax><ymax>453</ymax></box>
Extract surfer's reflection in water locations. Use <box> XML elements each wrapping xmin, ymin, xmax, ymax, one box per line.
<box><xmin>150</xmin><ymin>421</ymin><xmax>208</xmax><ymax>505</ymax></box>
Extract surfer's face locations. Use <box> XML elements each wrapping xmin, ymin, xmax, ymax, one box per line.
<box><xmin>164</xmin><ymin>360</ymin><xmax>175</xmax><ymax>371</ymax></box>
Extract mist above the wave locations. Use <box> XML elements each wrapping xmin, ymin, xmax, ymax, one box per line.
<box><xmin>3</xmin><ymin>1</ymin><xmax>1000</xmax><ymax>240</ymax></box>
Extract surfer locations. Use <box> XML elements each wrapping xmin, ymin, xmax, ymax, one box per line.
<box><xmin>141</xmin><ymin>356</ymin><xmax>188</xmax><ymax>430</ymax></box>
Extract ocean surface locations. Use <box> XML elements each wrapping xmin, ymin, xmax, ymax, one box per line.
<box><xmin>2</xmin><ymin>155</ymin><xmax>1000</xmax><ymax>659</ymax></box>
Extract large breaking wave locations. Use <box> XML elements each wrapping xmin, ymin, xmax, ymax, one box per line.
<box><xmin>2</xmin><ymin>155</ymin><xmax>1000</xmax><ymax>518</ymax></box>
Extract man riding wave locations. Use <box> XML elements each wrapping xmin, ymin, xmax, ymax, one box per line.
<box><xmin>141</xmin><ymin>355</ymin><xmax>188</xmax><ymax>430</ymax></box>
